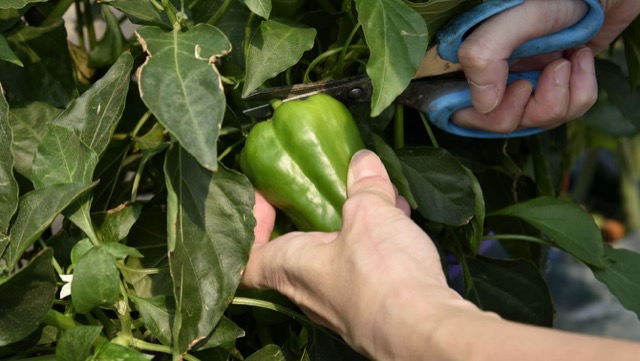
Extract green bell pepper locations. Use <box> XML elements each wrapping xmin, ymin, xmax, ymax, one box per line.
<box><xmin>240</xmin><ymin>94</ymin><xmax>365</xmax><ymax>232</ymax></box>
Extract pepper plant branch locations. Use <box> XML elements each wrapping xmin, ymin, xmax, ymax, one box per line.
<box><xmin>420</xmin><ymin>112</ymin><xmax>439</xmax><ymax>148</ymax></box>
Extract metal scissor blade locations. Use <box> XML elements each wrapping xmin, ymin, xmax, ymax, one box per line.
<box><xmin>243</xmin><ymin>75</ymin><xmax>374</xmax><ymax>118</ymax></box>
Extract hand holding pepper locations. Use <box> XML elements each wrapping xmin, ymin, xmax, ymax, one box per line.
<box><xmin>243</xmin><ymin>150</ymin><xmax>640</xmax><ymax>361</ymax></box>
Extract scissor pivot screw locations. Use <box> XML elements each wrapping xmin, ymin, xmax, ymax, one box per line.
<box><xmin>347</xmin><ymin>88</ymin><xmax>365</xmax><ymax>101</ymax></box>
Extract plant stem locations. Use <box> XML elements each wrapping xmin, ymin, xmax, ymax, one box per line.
<box><xmin>243</xmin><ymin>12</ymin><xmax>256</xmax><ymax>66</ymax></box>
<box><xmin>484</xmin><ymin>234</ymin><xmax>554</xmax><ymax>247</ymax></box>
<box><xmin>420</xmin><ymin>112</ymin><xmax>439</xmax><ymax>148</ymax></box>
<box><xmin>207</xmin><ymin>0</ymin><xmax>235</xmax><ymax>26</ymax></box>
<box><xmin>42</xmin><ymin>309</ymin><xmax>108</xmax><ymax>346</ymax></box>
<box><xmin>130</xmin><ymin>110</ymin><xmax>153</xmax><ymax>138</ymax></box>
<box><xmin>130</xmin><ymin>339</ymin><xmax>201</xmax><ymax>361</ymax></box>
<box><xmin>217</xmin><ymin>138</ymin><xmax>245</xmax><ymax>162</ymax></box>
<box><xmin>394</xmin><ymin>105</ymin><xmax>405</xmax><ymax>150</ymax></box>
<box><xmin>334</xmin><ymin>23</ymin><xmax>361</xmax><ymax>78</ymax></box>
<box><xmin>82</xmin><ymin>0</ymin><xmax>97</xmax><ymax>49</ymax></box>
<box><xmin>42</xmin><ymin>0</ymin><xmax>75</xmax><ymax>26</ymax></box>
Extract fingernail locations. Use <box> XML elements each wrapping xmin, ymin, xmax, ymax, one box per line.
<box><xmin>576</xmin><ymin>47</ymin><xmax>594</xmax><ymax>72</ymax></box>
<box><xmin>553</xmin><ymin>61</ymin><xmax>571</xmax><ymax>88</ymax></box>
<box><xmin>348</xmin><ymin>150</ymin><xmax>377</xmax><ymax>184</ymax></box>
<box><xmin>468</xmin><ymin>81</ymin><xmax>499</xmax><ymax>114</ymax></box>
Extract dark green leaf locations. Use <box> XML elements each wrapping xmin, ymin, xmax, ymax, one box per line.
<box><xmin>246</xmin><ymin>344</ymin><xmax>286</xmax><ymax>361</ymax></box>
<box><xmin>52</xmin><ymin>52</ymin><xmax>133</xmax><ymax>158</ymax></box>
<box><xmin>130</xmin><ymin>295</ymin><xmax>175</xmax><ymax>346</ymax></box>
<box><xmin>490</xmin><ymin>196</ymin><xmax>605</xmax><ymax>267</ymax></box>
<box><xmin>89</xmin><ymin>341</ymin><xmax>150</xmax><ymax>361</ymax></box>
<box><xmin>0</xmin><ymin>249</ymin><xmax>56</xmax><ymax>346</ymax></box>
<box><xmin>195</xmin><ymin>316</ymin><xmax>245</xmax><ymax>351</ymax></box>
<box><xmin>137</xmin><ymin>24</ymin><xmax>232</xmax><ymax>171</ymax></box>
<box><xmin>71</xmin><ymin>246</ymin><xmax>120</xmax><ymax>313</ymax></box>
<box><xmin>125</xmin><ymin>203</ymin><xmax>172</xmax><ymax>299</ymax></box>
<box><xmin>31</xmin><ymin>125</ymin><xmax>98</xmax><ymax>188</ymax></box>
<box><xmin>8</xmin><ymin>101</ymin><xmax>63</xmax><ymax>178</ymax></box>
<box><xmin>70</xmin><ymin>238</ymin><xmax>94</xmax><ymax>265</ymax></box>
<box><xmin>398</xmin><ymin>147</ymin><xmax>475</xmax><ymax>225</ymax></box>
<box><xmin>242</xmin><ymin>19</ymin><xmax>315</xmax><ymax>97</ymax></box>
<box><xmin>88</xmin><ymin>6</ymin><xmax>125</xmax><ymax>69</ymax></box>
<box><xmin>55</xmin><ymin>326</ymin><xmax>103</xmax><ymax>361</ymax></box>
<box><xmin>583</xmin><ymin>59</ymin><xmax>640</xmax><ymax>137</ymax></box>
<box><xmin>622</xmin><ymin>15</ymin><xmax>640</xmax><ymax>90</ymax></box>
<box><xmin>462</xmin><ymin>166</ymin><xmax>485</xmax><ymax>254</ymax></box>
<box><xmin>0</xmin><ymin>20</ymin><xmax>75</xmax><ymax>107</ymax></box>
<box><xmin>0</xmin><ymin>88</ymin><xmax>18</xmax><ymax>235</ymax></box>
<box><xmin>3</xmin><ymin>183</ymin><xmax>95</xmax><ymax>268</ymax></box>
<box><xmin>465</xmin><ymin>255</ymin><xmax>553</xmax><ymax>327</ymax></box>
<box><xmin>241</xmin><ymin>0</ymin><xmax>272</xmax><ymax>19</ymax></box>
<box><xmin>0</xmin><ymin>0</ymin><xmax>45</xmax><ymax>9</ymax></box>
<box><xmin>164</xmin><ymin>145</ymin><xmax>255</xmax><ymax>353</ymax></box>
<box><xmin>103</xmin><ymin>0</ymin><xmax>172</xmax><ymax>29</ymax></box>
<box><xmin>0</xmin><ymin>34</ymin><xmax>22</xmax><ymax>66</ymax></box>
<box><xmin>94</xmin><ymin>202</ymin><xmax>143</xmax><ymax>243</ymax></box>
<box><xmin>590</xmin><ymin>245</ymin><xmax>640</xmax><ymax>319</ymax></box>
<box><xmin>372</xmin><ymin>134</ymin><xmax>417</xmax><ymax>209</ymax></box>
<box><xmin>354</xmin><ymin>0</ymin><xmax>428</xmax><ymax>116</ymax></box>
<box><xmin>100</xmin><ymin>242</ymin><xmax>144</xmax><ymax>260</ymax></box>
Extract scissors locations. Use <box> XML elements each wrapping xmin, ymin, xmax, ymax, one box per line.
<box><xmin>243</xmin><ymin>0</ymin><xmax>604</xmax><ymax>139</ymax></box>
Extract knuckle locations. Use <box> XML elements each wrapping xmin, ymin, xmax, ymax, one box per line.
<box><xmin>458</xmin><ymin>37</ymin><xmax>494</xmax><ymax>69</ymax></box>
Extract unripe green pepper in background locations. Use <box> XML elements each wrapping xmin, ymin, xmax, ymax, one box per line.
<box><xmin>240</xmin><ymin>94</ymin><xmax>365</xmax><ymax>232</ymax></box>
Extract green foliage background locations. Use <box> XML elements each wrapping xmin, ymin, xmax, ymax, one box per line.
<box><xmin>0</xmin><ymin>0</ymin><xmax>640</xmax><ymax>359</ymax></box>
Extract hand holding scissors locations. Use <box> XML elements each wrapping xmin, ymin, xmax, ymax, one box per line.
<box><xmin>244</xmin><ymin>0</ymin><xmax>604</xmax><ymax>139</ymax></box>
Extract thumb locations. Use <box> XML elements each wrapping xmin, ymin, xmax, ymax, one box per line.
<box><xmin>346</xmin><ymin>150</ymin><xmax>396</xmax><ymax>207</ymax></box>
<box><xmin>457</xmin><ymin>0</ymin><xmax>588</xmax><ymax>114</ymax></box>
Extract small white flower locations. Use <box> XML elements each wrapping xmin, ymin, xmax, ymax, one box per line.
<box><xmin>59</xmin><ymin>274</ymin><xmax>73</xmax><ymax>299</ymax></box>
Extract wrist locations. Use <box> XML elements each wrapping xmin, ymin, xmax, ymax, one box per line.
<box><xmin>365</xmin><ymin>285</ymin><xmax>496</xmax><ymax>361</ymax></box>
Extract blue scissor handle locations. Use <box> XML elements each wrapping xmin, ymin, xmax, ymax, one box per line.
<box><xmin>425</xmin><ymin>71</ymin><xmax>541</xmax><ymax>139</ymax></box>
<box><xmin>428</xmin><ymin>0</ymin><xmax>605</xmax><ymax>138</ymax></box>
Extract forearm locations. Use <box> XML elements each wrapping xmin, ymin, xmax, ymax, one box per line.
<box><xmin>374</xmin><ymin>295</ymin><xmax>640</xmax><ymax>361</ymax></box>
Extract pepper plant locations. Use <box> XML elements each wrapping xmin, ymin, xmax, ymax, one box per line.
<box><xmin>1</xmin><ymin>0</ymin><xmax>640</xmax><ymax>360</ymax></box>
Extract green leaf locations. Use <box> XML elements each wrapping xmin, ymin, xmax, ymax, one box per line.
<box><xmin>89</xmin><ymin>341</ymin><xmax>151</xmax><ymax>361</ymax></box>
<box><xmin>124</xmin><ymin>204</ymin><xmax>172</xmax><ymax>299</ymax></box>
<box><xmin>70</xmin><ymin>238</ymin><xmax>94</xmax><ymax>265</ymax></box>
<box><xmin>622</xmin><ymin>15</ymin><xmax>640</xmax><ymax>90</ymax></box>
<box><xmin>71</xmin><ymin>246</ymin><xmax>120</xmax><ymax>313</ymax></box>
<box><xmin>590</xmin><ymin>245</ymin><xmax>640</xmax><ymax>319</ymax></box>
<box><xmin>52</xmin><ymin>52</ymin><xmax>133</xmax><ymax>158</ymax></box>
<box><xmin>490</xmin><ymin>196</ymin><xmax>605</xmax><ymax>267</ymax></box>
<box><xmin>0</xmin><ymin>0</ymin><xmax>46</xmax><ymax>9</ymax></box>
<box><xmin>465</xmin><ymin>255</ymin><xmax>553</xmax><ymax>327</ymax></box>
<box><xmin>0</xmin><ymin>34</ymin><xmax>21</xmax><ymax>66</ymax></box>
<box><xmin>406</xmin><ymin>0</ymin><xmax>472</xmax><ymax>41</ymax></box>
<box><xmin>355</xmin><ymin>0</ymin><xmax>428</xmax><ymax>116</ymax></box>
<box><xmin>583</xmin><ymin>59</ymin><xmax>640</xmax><ymax>137</ymax></box>
<box><xmin>241</xmin><ymin>0</ymin><xmax>272</xmax><ymax>19</ymax></box>
<box><xmin>398</xmin><ymin>147</ymin><xmax>475</xmax><ymax>226</ymax></box>
<box><xmin>0</xmin><ymin>249</ymin><xmax>56</xmax><ymax>347</ymax></box>
<box><xmin>100</xmin><ymin>242</ymin><xmax>144</xmax><ymax>260</ymax></box>
<box><xmin>94</xmin><ymin>202</ymin><xmax>144</xmax><ymax>243</ymax></box>
<box><xmin>164</xmin><ymin>145</ymin><xmax>255</xmax><ymax>353</ymax></box>
<box><xmin>0</xmin><ymin>20</ymin><xmax>75</xmax><ymax>107</ymax></box>
<box><xmin>372</xmin><ymin>134</ymin><xmax>417</xmax><ymax>209</ymax></box>
<box><xmin>242</xmin><ymin>19</ymin><xmax>316</xmax><ymax>97</ymax></box>
<box><xmin>88</xmin><ymin>5</ymin><xmax>125</xmax><ymax>69</ymax></box>
<box><xmin>8</xmin><ymin>101</ymin><xmax>63</xmax><ymax>178</ymax></box>
<box><xmin>0</xmin><ymin>88</ymin><xmax>18</xmax><ymax>235</ymax></box>
<box><xmin>102</xmin><ymin>0</ymin><xmax>172</xmax><ymax>29</ymax></box>
<box><xmin>246</xmin><ymin>344</ymin><xmax>286</xmax><ymax>361</ymax></box>
<box><xmin>195</xmin><ymin>316</ymin><xmax>245</xmax><ymax>351</ymax></box>
<box><xmin>55</xmin><ymin>326</ymin><xmax>103</xmax><ymax>361</ymax></box>
<box><xmin>462</xmin><ymin>166</ymin><xmax>485</xmax><ymax>254</ymax></box>
<box><xmin>130</xmin><ymin>295</ymin><xmax>175</xmax><ymax>346</ymax></box>
<box><xmin>31</xmin><ymin>125</ymin><xmax>99</xmax><ymax>188</ymax></box>
<box><xmin>3</xmin><ymin>183</ymin><xmax>95</xmax><ymax>269</ymax></box>
<box><xmin>137</xmin><ymin>24</ymin><xmax>232</xmax><ymax>171</ymax></box>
